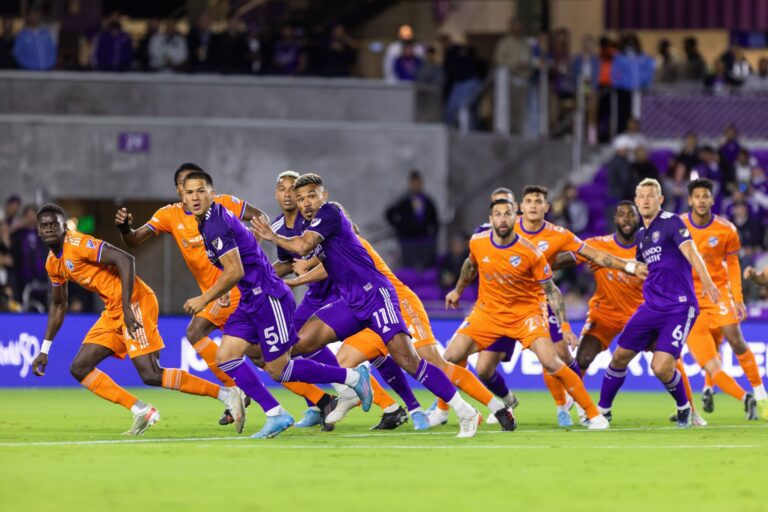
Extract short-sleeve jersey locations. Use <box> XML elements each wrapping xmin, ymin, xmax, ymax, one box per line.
<box><xmin>198</xmin><ymin>202</ymin><xmax>287</xmax><ymax>304</ymax></box>
<box><xmin>469</xmin><ymin>230</ymin><xmax>553</xmax><ymax>318</ymax></box>
<box><xmin>45</xmin><ymin>231</ymin><xmax>153</xmax><ymax>319</ymax></box>
<box><xmin>636</xmin><ymin>210</ymin><xmax>697</xmax><ymax>311</ymax></box>
<box><xmin>681</xmin><ymin>213</ymin><xmax>741</xmax><ymax>295</ymax></box>
<box><xmin>515</xmin><ymin>219</ymin><xmax>586</xmax><ymax>263</ymax></box>
<box><xmin>145</xmin><ymin>194</ymin><xmax>246</xmax><ymax>292</ymax></box>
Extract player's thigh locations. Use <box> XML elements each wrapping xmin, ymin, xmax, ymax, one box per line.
<box><xmin>70</xmin><ymin>342</ymin><xmax>116</xmax><ymax>380</ymax></box>
<box><xmin>553</xmin><ymin>338</ymin><xmax>573</xmax><ymax>362</ymax></box>
<box><xmin>442</xmin><ymin>332</ymin><xmax>479</xmax><ymax>363</ymax></box>
<box><xmin>216</xmin><ymin>335</ymin><xmax>251</xmax><ymax>363</ymax></box>
<box><xmin>186</xmin><ymin>314</ymin><xmax>219</xmax><ymax>344</ymax></box>
<box><xmin>295</xmin><ymin>315</ymin><xmax>340</xmax><ymax>354</ymax></box>
<box><xmin>720</xmin><ymin>322</ymin><xmax>748</xmax><ymax>353</ymax></box>
<box><xmin>125</xmin><ymin>293</ymin><xmax>165</xmax><ymax>359</ymax></box>
<box><xmin>476</xmin><ymin>350</ymin><xmax>506</xmax><ymax>380</ymax></box>
<box><xmin>336</xmin><ymin>343</ymin><xmax>370</xmax><ymax>368</ymax></box>
<box><xmin>576</xmin><ymin>335</ymin><xmax>604</xmax><ymax>369</ymax></box>
<box><xmin>686</xmin><ymin>314</ymin><xmax>719</xmax><ymax>367</ymax></box>
<box><xmin>344</xmin><ymin>329</ymin><xmax>388</xmax><ymax>363</ymax></box>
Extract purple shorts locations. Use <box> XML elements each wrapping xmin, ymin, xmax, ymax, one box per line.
<box><xmin>223</xmin><ymin>292</ymin><xmax>298</xmax><ymax>362</ymax></box>
<box><xmin>316</xmin><ymin>285</ymin><xmax>409</xmax><ymax>344</ymax></box>
<box><xmin>293</xmin><ymin>296</ymin><xmax>328</xmax><ymax>332</ymax></box>
<box><xmin>486</xmin><ymin>337</ymin><xmax>517</xmax><ymax>362</ymax></box>
<box><xmin>617</xmin><ymin>303</ymin><xmax>698</xmax><ymax>358</ymax></box>
<box><xmin>546</xmin><ymin>304</ymin><xmax>564</xmax><ymax>343</ymax></box>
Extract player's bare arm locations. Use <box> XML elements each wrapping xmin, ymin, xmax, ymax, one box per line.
<box><xmin>446</xmin><ymin>257</ymin><xmax>478</xmax><ymax>309</ymax></box>
<box><xmin>249</xmin><ymin>215</ymin><xmax>322</xmax><ymax>256</ymax></box>
<box><xmin>286</xmin><ymin>262</ymin><xmax>329</xmax><ymax>288</ymax></box>
<box><xmin>292</xmin><ymin>256</ymin><xmax>320</xmax><ymax>275</ymax></box>
<box><xmin>184</xmin><ymin>248</ymin><xmax>244</xmax><ymax>315</ymax></box>
<box><xmin>540</xmin><ymin>279</ymin><xmax>578</xmax><ymax>347</ymax></box>
<box><xmin>100</xmin><ymin>244</ymin><xmax>142</xmax><ymax>338</ymax></box>
<box><xmin>114</xmin><ymin>207</ymin><xmax>155</xmax><ymax>248</ymax></box>
<box><xmin>725</xmin><ymin>253</ymin><xmax>748</xmax><ymax>321</ymax></box>
<box><xmin>552</xmin><ymin>251</ymin><xmax>578</xmax><ymax>271</ymax></box>
<box><xmin>679</xmin><ymin>240</ymin><xmax>721</xmax><ymax>303</ymax></box>
<box><xmin>273</xmin><ymin>260</ymin><xmax>294</xmax><ymax>277</ymax></box>
<box><xmin>744</xmin><ymin>266</ymin><xmax>768</xmax><ymax>286</ymax></box>
<box><xmin>242</xmin><ymin>203</ymin><xmax>269</xmax><ymax>224</ymax></box>
<box><xmin>579</xmin><ymin>244</ymin><xmax>648</xmax><ymax>279</ymax></box>
<box><xmin>31</xmin><ymin>283</ymin><xmax>68</xmax><ymax>377</ymax></box>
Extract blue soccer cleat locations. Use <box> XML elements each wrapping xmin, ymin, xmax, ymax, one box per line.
<box><xmin>251</xmin><ymin>413</ymin><xmax>294</xmax><ymax>439</ymax></box>
<box><xmin>295</xmin><ymin>408</ymin><xmax>323</xmax><ymax>428</ymax></box>
<box><xmin>411</xmin><ymin>410</ymin><xmax>430</xmax><ymax>430</ymax></box>
<box><xmin>351</xmin><ymin>364</ymin><xmax>373</xmax><ymax>412</ymax></box>
<box><xmin>557</xmin><ymin>409</ymin><xmax>573</xmax><ymax>427</ymax></box>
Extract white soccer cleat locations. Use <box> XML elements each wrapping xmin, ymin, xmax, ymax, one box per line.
<box><xmin>325</xmin><ymin>395</ymin><xmax>361</xmax><ymax>424</ymax></box>
<box><xmin>426</xmin><ymin>406</ymin><xmax>449</xmax><ymax>427</ymax></box>
<box><xmin>575</xmin><ymin>404</ymin><xmax>590</xmax><ymax>427</ymax></box>
<box><xmin>486</xmin><ymin>411</ymin><xmax>499</xmax><ymax>424</ymax></box>
<box><xmin>123</xmin><ymin>405</ymin><xmax>160</xmax><ymax>436</ymax></box>
<box><xmin>587</xmin><ymin>414</ymin><xmax>610</xmax><ymax>430</ymax></box>
<box><xmin>691</xmin><ymin>411</ymin><xmax>708</xmax><ymax>427</ymax></box>
<box><xmin>224</xmin><ymin>387</ymin><xmax>247</xmax><ymax>434</ymax></box>
<box><xmin>456</xmin><ymin>410</ymin><xmax>482</xmax><ymax>438</ymax></box>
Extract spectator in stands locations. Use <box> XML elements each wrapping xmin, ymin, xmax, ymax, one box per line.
<box><xmin>383</xmin><ymin>24</ymin><xmax>424</xmax><ymax>83</ymax></box>
<box><xmin>439</xmin><ymin>234</ymin><xmax>469</xmax><ymax>294</ymax></box>
<box><xmin>0</xmin><ymin>218</ymin><xmax>16</xmax><ymax>312</ymax></box>
<box><xmin>211</xmin><ymin>16</ymin><xmax>249</xmax><ymax>74</ymax></box>
<box><xmin>12</xmin><ymin>8</ymin><xmax>56</xmax><ymax>71</ymax></box>
<box><xmin>610</xmin><ymin>33</ymin><xmax>654</xmax><ymax>134</ymax></box>
<box><xmin>551</xmin><ymin>183</ymin><xmax>589</xmax><ymax>234</ymax></box>
<box><xmin>526</xmin><ymin>31</ymin><xmax>553</xmax><ymax>138</ymax></box>
<box><xmin>9</xmin><ymin>205</ymin><xmax>47</xmax><ymax>303</ymax></box>
<box><xmin>621</xmin><ymin>117</ymin><xmax>648</xmax><ymax>149</ymax></box>
<box><xmin>0</xmin><ymin>18</ymin><xmax>15</xmax><ymax>69</ymax></box>
<box><xmin>734</xmin><ymin>148</ymin><xmax>756</xmax><ymax>191</ymax></box>
<box><xmin>136</xmin><ymin>18</ymin><xmax>159</xmax><ymax>71</ymax></box>
<box><xmin>2</xmin><ymin>195</ymin><xmax>21</xmax><ymax>229</ymax></box>
<box><xmin>272</xmin><ymin>25</ymin><xmax>306</xmax><ymax>75</ymax></box>
<box><xmin>705</xmin><ymin>60</ymin><xmax>740</xmax><ymax>94</ymax></box>
<box><xmin>695</xmin><ymin>145</ymin><xmax>735</xmax><ymax>200</ymax></box>
<box><xmin>606</xmin><ymin>134</ymin><xmax>635</xmax><ymax>202</ymax></box>
<box><xmin>149</xmin><ymin>18</ymin><xmax>188</xmax><ymax>72</ymax></box>
<box><xmin>655</xmin><ymin>39</ymin><xmax>679</xmax><ymax>83</ymax></box>
<box><xmin>730</xmin><ymin>201</ymin><xmax>765</xmax><ymax>253</ymax></box>
<box><xmin>245</xmin><ymin>23</ymin><xmax>264</xmax><ymax>74</ymax></box>
<box><xmin>718</xmin><ymin>124</ymin><xmax>742</xmax><ymax>164</ymax></box>
<box><xmin>493</xmin><ymin>17</ymin><xmax>529</xmax><ymax>77</ymax></box>
<box><xmin>394</xmin><ymin>42</ymin><xmax>421</xmax><ymax>81</ymax></box>
<box><xmin>57</xmin><ymin>0</ymin><xmax>102</xmax><ymax>71</ymax></box>
<box><xmin>416</xmin><ymin>46</ymin><xmax>445</xmax><ymax>88</ymax></box>
<box><xmin>91</xmin><ymin>12</ymin><xmax>133</xmax><ymax>72</ymax></box>
<box><xmin>750</xmin><ymin>166</ymin><xmax>768</xmax><ymax>214</ymax></box>
<box><xmin>631</xmin><ymin>145</ymin><xmax>661</xmax><ymax>185</ymax></box>
<box><xmin>571</xmin><ymin>34</ymin><xmax>600</xmax><ymax>145</ymax></box>
<box><xmin>186</xmin><ymin>11</ymin><xmax>214</xmax><ymax>72</ymax></box>
<box><xmin>550</xmin><ymin>27</ymin><xmax>574</xmax><ymax>122</ymax></box>
<box><xmin>682</xmin><ymin>36</ymin><xmax>706</xmax><ymax>81</ymax></box>
<box><xmin>676</xmin><ymin>131</ymin><xmax>701</xmax><ymax>175</ymax></box>
<box><xmin>385</xmin><ymin>170</ymin><xmax>439</xmax><ymax>269</ymax></box>
<box><xmin>320</xmin><ymin>23</ymin><xmax>357</xmax><ymax>77</ymax></box>
<box><xmin>596</xmin><ymin>36</ymin><xmax>617</xmax><ymax>143</ymax></box>
<box><xmin>719</xmin><ymin>44</ymin><xmax>750</xmax><ymax>85</ymax></box>
<box><xmin>442</xmin><ymin>34</ymin><xmax>484</xmax><ymax>128</ymax></box>
<box><xmin>662</xmin><ymin>161</ymin><xmax>689</xmax><ymax>214</ymax></box>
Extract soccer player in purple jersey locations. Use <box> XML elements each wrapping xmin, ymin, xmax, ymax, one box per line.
<box><xmin>251</xmin><ymin>173</ymin><xmax>483</xmax><ymax>437</ymax></box>
<box><xmin>181</xmin><ymin>171</ymin><xmax>373</xmax><ymax>439</ymax></box>
<box><xmin>597</xmin><ymin>178</ymin><xmax>720</xmax><ymax>428</ymax></box>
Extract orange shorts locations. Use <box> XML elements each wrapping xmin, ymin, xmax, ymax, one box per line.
<box><xmin>457</xmin><ymin>306</ymin><xmax>547</xmax><ymax>352</ymax></box>
<box><xmin>84</xmin><ymin>293</ymin><xmax>164</xmax><ymax>359</ymax></box>
<box><xmin>580</xmin><ymin>313</ymin><xmax>627</xmax><ymax>350</ymax></box>
<box><xmin>344</xmin><ymin>328</ymin><xmax>389</xmax><ymax>361</ymax></box>
<box><xmin>196</xmin><ymin>287</ymin><xmax>241</xmax><ymax>328</ymax></box>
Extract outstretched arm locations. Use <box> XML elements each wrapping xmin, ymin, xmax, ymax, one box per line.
<box><xmin>115</xmin><ymin>208</ymin><xmax>155</xmax><ymax>248</ymax></box>
<box><xmin>680</xmin><ymin>240</ymin><xmax>721</xmax><ymax>304</ymax></box>
<box><xmin>32</xmin><ymin>283</ymin><xmax>68</xmax><ymax>377</ymax></box>
<box><xmin>286</xmin><ymin>262</ymin><xmax>329</xmax><ymax>287</ymax></box>
<box><xmin>579</xmin><ymin>244</ymin><xmax>648</xmax><ymax>279</ymax></box>
<box><xmin>250</xmin><ymin>216</ymin><xmax>322</xmax><ymax>257</ymax></box>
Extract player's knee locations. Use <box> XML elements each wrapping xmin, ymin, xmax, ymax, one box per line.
<box><xmin>729</xmin><ymin>337</ymin><xmax>748</xmax><ymax>354</ymax></box>
<box><xmin>185</xmin><ymin>324</ymin><xmax>205</xmax><ymax>344</ymax></box>
<box><xmin>540</xmin><ymin>355</ymin><xmax>562</xmax><ymax>374</ymax></box>
<box><xmin>576</xmin><ymin>352</ymin><xmax>591</xmax><ymax>372</ymax></box>
<box><xmin>392</xmin><ymin>352</ymin><xmax>419</xmax><ymax>375</ymax></box>
<box><xmin>650</xmin><ymin>359</ymin><xmax>674</xmax><ymax>381</ymax></box>
<box><xmin>139</xmin><ymin>368</ymin><xmax>163</xmax><ymax>387</ymax></box>
<box><xmin>475</xmin><ymin>364</ymin><xmax>495</xmax><ymax>381</ymax></box>
<box><xmin>69</xmin><ymin>360</ymin><xmax>92</xmax><ymax>382</ymax></box>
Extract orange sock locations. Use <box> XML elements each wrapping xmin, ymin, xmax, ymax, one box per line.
<box><xmin>543</xmin><ymin>371</ymin><xmax>567</xmax><ymax>406</ymax></box>
<box><xmin>192</xmin><ymin>337</ymin><xmax>236</xmax><ymax>387</ymax></box>
<box><xmin>736</xmin><ymin>350</ymin><xmax>764</xmax><ymax>389</ymax></box>
<box><xmin>371</xmin><ymin>375</ymin><xmax>397</xmax><ymax>410</ymax></box>
<box><xmin>552</xmin><ymin>365</ymin><xmax>598</xmax><ymax>419</ymax></box>
<box><xmin>704</xmin><ymin>371</ymin><xmax>714</xmax><ymax>388</ymax></box>
<box><xmin>445</xmin><ymin>362</ymin><xmax>495</xmax><ymax>406</ymax></box>
<box><xmin>162</xmin><ymin>368</ymin><xmax>220</xmax><ymax>399</ymax></box>
<box><xmin>436</xmin><ymin>359</ymin><xmax>469</xmax><ymax>411</ymax></box>
<box><xmin>676</xmin><ymin>360</ymin><xmax>696</xmax><ymax>413</ymax></box>
<box><xmin>712</xmin><ymin>369</ymin><xmax>747</xmax><ymax>400</ymax></box>
<box><xmin>81</xmin><ymin>369</ymin><xmax>138</xmax><ymax>410</ymax></box>
<box><xmin>282</xmin><ymin>382</ymin><xmax>326</xmax><ymax>405</ymax></box>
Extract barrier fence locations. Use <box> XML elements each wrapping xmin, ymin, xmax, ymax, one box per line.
<box><xmin>1</xmin><ymin>313</ymin><xmax>766</xmax><ymax>391</ymax></box>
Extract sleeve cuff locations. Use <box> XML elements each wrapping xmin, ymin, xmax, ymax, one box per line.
<box><xmin>97</xmin><ymin>242</ymin><xmax>106</xmax><ymax>262</ymax></box>
<box><xmin>145</xmin><ymin>223</ymin><xmax>157</xmax><ymax>233</ymax></box>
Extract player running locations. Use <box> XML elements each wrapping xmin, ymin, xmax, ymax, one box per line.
<box><xmin>681</xmin><ymin>179</ymin><xmax>767</xmax><ymax>420</ymax></box>
<box><xmin>440</xmin><ymin>197</ymin><xmax>610</xmax><ymax>429</ymax></box>
<box><xmin>30</xmin><ymin>203</ymin><xmax>245</xmax><ymax>436</ymax></box>
<box><xmin>597</xmin><ymin>178</ymin><xmax>719</xmax><ymax>428</ymax></box>
<box><xmin>251</xmin><ymin>173</ymin><xmax>483</xmax><ymax>437</ymax></box>
<box><xmin>182</xmin><ymin>171</ymin><xmax>372</xmax><ymax>439</ymax></box>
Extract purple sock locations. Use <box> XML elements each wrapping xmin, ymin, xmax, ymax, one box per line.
<box><xmin>218</xmin><ymin>358</ymin><xmax>279</xmax><ymax>413</ymax></box>
<box><xmin>413</xmin><ymin>359</ymin><xmax>458</xmax><ymax>403</ymax></box>
<box><xmin>598</xmin><ymin>365</ymin><xmax>627</xmax><ymax>410</ymax></box>
<box><xmin>306</xmin><ymin>346</ymin><xmax>340</xmax><ymax>367</ymax></box>
<box><xmin>664</xmin><ymin>370</ymin><xmax>690</xmax><ymax>408</ymax></box>
<box><xmin>481</xmin><ymin>371</ymin><xmax>510</xmax><ymax>398</ymax></box>
<box><xmin>372</xmin><ymin>356</ymin><xmax>421</xmax><ymax>411</ymax></box>
<box><xmin>567</xmin><ymin>359</ymin><xmax>583</xmax><ymax>379</ymax></box>
<box><xmin>279</xmin><ymin>359</ymin><xmax>347</xmax><ymax>384</ymax></box>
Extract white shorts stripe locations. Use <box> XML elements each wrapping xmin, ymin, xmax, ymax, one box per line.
<box><xmin>269</xmin><ymin>297</ymin><xmax>289</xmax><ymax>343</ymax></box>
<box><xmin>380</xmin><ymin>288</ymin><xmax>397</xmax><ymax>323</ymax></box>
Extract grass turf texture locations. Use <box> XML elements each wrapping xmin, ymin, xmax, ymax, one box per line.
<box><xmin>1</xmin><ymin>388</ymin><xmax>766</xmax><ymax>512</ymax></box>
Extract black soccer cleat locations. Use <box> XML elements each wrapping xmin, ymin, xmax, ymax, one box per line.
<box><xmin>702</xmin><ymin>388</ymin><xmax>715</xmax><ymax>413</ymax></box>
<box><xmin>219</xmin><ymin>408</ymin><xmax>234</xmax><ymax>426</ymax></box>
<box><xmin>603</xmin><ymin>410</ymin><xmax>612</xmax><ymax>423</ymax></box>
<box><xmin>370</xmin><ymin>406</ymin><xmax>409</xmax><ymax>430</ymax></box>
<box><xmin>494</xmin><ymin>407</ymin><xmax>517</xmax><ymax>431</ymax></box>
<box><xmin>320</xmin><ymin>395</ymin><xmax>338</xmax><ymax>432</ymax></box>
<box><xmin>676</xmin><ymin>406</ymin><xmax>692</xmax><ymax>428</ymax></box>
<box><xmin>745</xmin><ymin>393</ymin><xmax>758</xmax><ymax>420</ymax></box>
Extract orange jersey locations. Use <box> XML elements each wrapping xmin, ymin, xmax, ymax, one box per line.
<box><xmin>469</xmin><ymin>230</ymin><xmax>553</xmax><ymax>318</ymax></box>
<box><xmin>681</xmin><ymin>213</ymin><xmax>741</xmax><ymax>297</ymax></box>
<box><xmin>145</xmin><ymin>194</ymin><xmax>246</xmax><ymax>292</ymax></box>
<box><xmin>515</xmin><ymin>219</ymin><xmax>585</xmax><ymax>264</ymax></box>
<box><xmin>575</xmin><ymin>234</ymin><xmax>643</xmax><ymax>322</ymax></box>
<box><xmin>46</xmin><ymin>231</ymin><xmax>153</xmax><ymax>321</ymax></box>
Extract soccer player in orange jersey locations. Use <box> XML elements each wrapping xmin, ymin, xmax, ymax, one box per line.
<box><xmin>516</xmin><ymin>185</ymin><xmax>646</xmax><ymax>426</ymax></box>
<box><xmin>682</xmin><ymin>179</ymin><xmax>767</xmax><ymax>420</ymax></box>
<box><xmin>30</xmin><ymin>204</ymin><xmax>246</xmax><ymax>435</ymax></box>
<box><xmin>441</xmin><ymin>197</ymin><xmax>610</xmax><ymax>429</ymax></box>
<box><xmin>115</xmin><ymin>163</ymin><xmax>334</xmax><ymax>426</ymax></box>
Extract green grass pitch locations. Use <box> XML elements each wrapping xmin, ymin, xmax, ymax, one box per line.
<box><xmin>1</xmin><ymin>388</ymin><xmax>766</xmax><ymax>512</ymax></box>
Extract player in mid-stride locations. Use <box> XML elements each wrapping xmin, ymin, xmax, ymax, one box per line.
<box><xmin>597</xmin><ymin>178</ymin><xmax>720</xmax><ymax>428</ymax></box>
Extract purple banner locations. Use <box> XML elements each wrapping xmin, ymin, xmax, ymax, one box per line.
<box><xmin>606</xmin><ymin>0</ymin><xmax>768</xmax><ymax>30</ymax></box>
<box><xmin>117</xmin><ymin>132</ymin><xmax>150</xmax><ymax>153</ymax></box>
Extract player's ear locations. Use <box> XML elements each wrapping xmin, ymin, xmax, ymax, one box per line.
<box><xmin>322</xmin><ymin>189</ymin><xmax>329</xmax><ymax>200</ymax></box>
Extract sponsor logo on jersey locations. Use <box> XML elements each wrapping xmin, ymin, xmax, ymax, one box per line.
<box><xmin>509</xmin><ymin>255</ymin><xmax>521</xmax><ymax>267</ymax></box>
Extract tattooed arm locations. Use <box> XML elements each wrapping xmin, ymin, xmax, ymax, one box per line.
<box><xmin>579</xmin><ymin>244</ymin><xmax>648</xmax><ymax>279</ymax></box>
<box><xmin>540</xmin><ymin>279</ymin><xmax>579</xmax><ymax>347</ymax></box>
<box><xmin>445</xmin><ymin>257</ymin><xmax>478</xmax><ymax>309</ymax></box>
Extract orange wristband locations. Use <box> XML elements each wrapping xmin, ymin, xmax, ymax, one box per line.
<box><xmin>561</xmin><ymin>322</ymin><xmax>572</xmax><ymax>334</ymax></box>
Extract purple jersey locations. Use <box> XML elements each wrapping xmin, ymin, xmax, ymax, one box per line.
<box><xmin>200</xmin><ymin>202</ymin><xmax>289</xmax><ymax>304</ymax></box>
<box><xmin>272</xmin><ymin>213</ymin><xmax>338</xmax><ymax>304</ymax></box>
<box><xmin>635</xmin><ymin>210</ymin><xmax>697</xmax><ymax>311</ymax></box>
<box><xmin>473</xmin><ymin>222</ymin><xmax>491</xmax><ymax>234</ymax></box>
<box><xmin>302</xmin><ymin>202</ymin><xmax>390</xmax><ymax>309</ymax></box>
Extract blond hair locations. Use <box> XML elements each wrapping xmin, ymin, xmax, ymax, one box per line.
<box><xmin>636</xmin><ymin>178</ymin><xmax>662</xmax><ymax>195</ymax></box>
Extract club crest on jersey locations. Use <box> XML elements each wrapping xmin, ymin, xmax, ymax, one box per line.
<box><xmin>212</xmin><ymin>237</ymin><xmax>223</xmax><ymax>251</ymax></box>
<box><xmin>652</xmin><ymin>231</ymin><xmax>660</xmax><ymax>243</ymax></box>
<box><xmin>65</xmin><ymin>259</ymin><xmax>74</xmax><ymax>271</ymax></box>
<box><xmin>537</xmin><ymin>240</ymin><xmax>549</xmax><ymax>252</ymax></box>
<box><xmin>708</xmin><ymin>236</ymin><xmax>719</xmax><ymax>247</ymax></box>
<box><xmin>86</xmin><ymin>239</ymin><xmax>96</xmax><ymax>249</ymax></box>
<box><xmin>310</xmin><ymin>218</ymin><xmax>322</xmax><ymax>227</ymax></box>
<box><xmin>509</xmin><ymin>255</ymin><xmax>521</xmax><ymax>267</ymax></box>
<box><xmin>679</xmin><ymin>228</ymin><xmax>690</xmax><ymax>238</ymax></box>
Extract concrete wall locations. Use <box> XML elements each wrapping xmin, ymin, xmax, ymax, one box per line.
<box><xmin>0</xmin><ymin>71</ymin><xmax>440</xmax><ymax>122</ymax></box>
